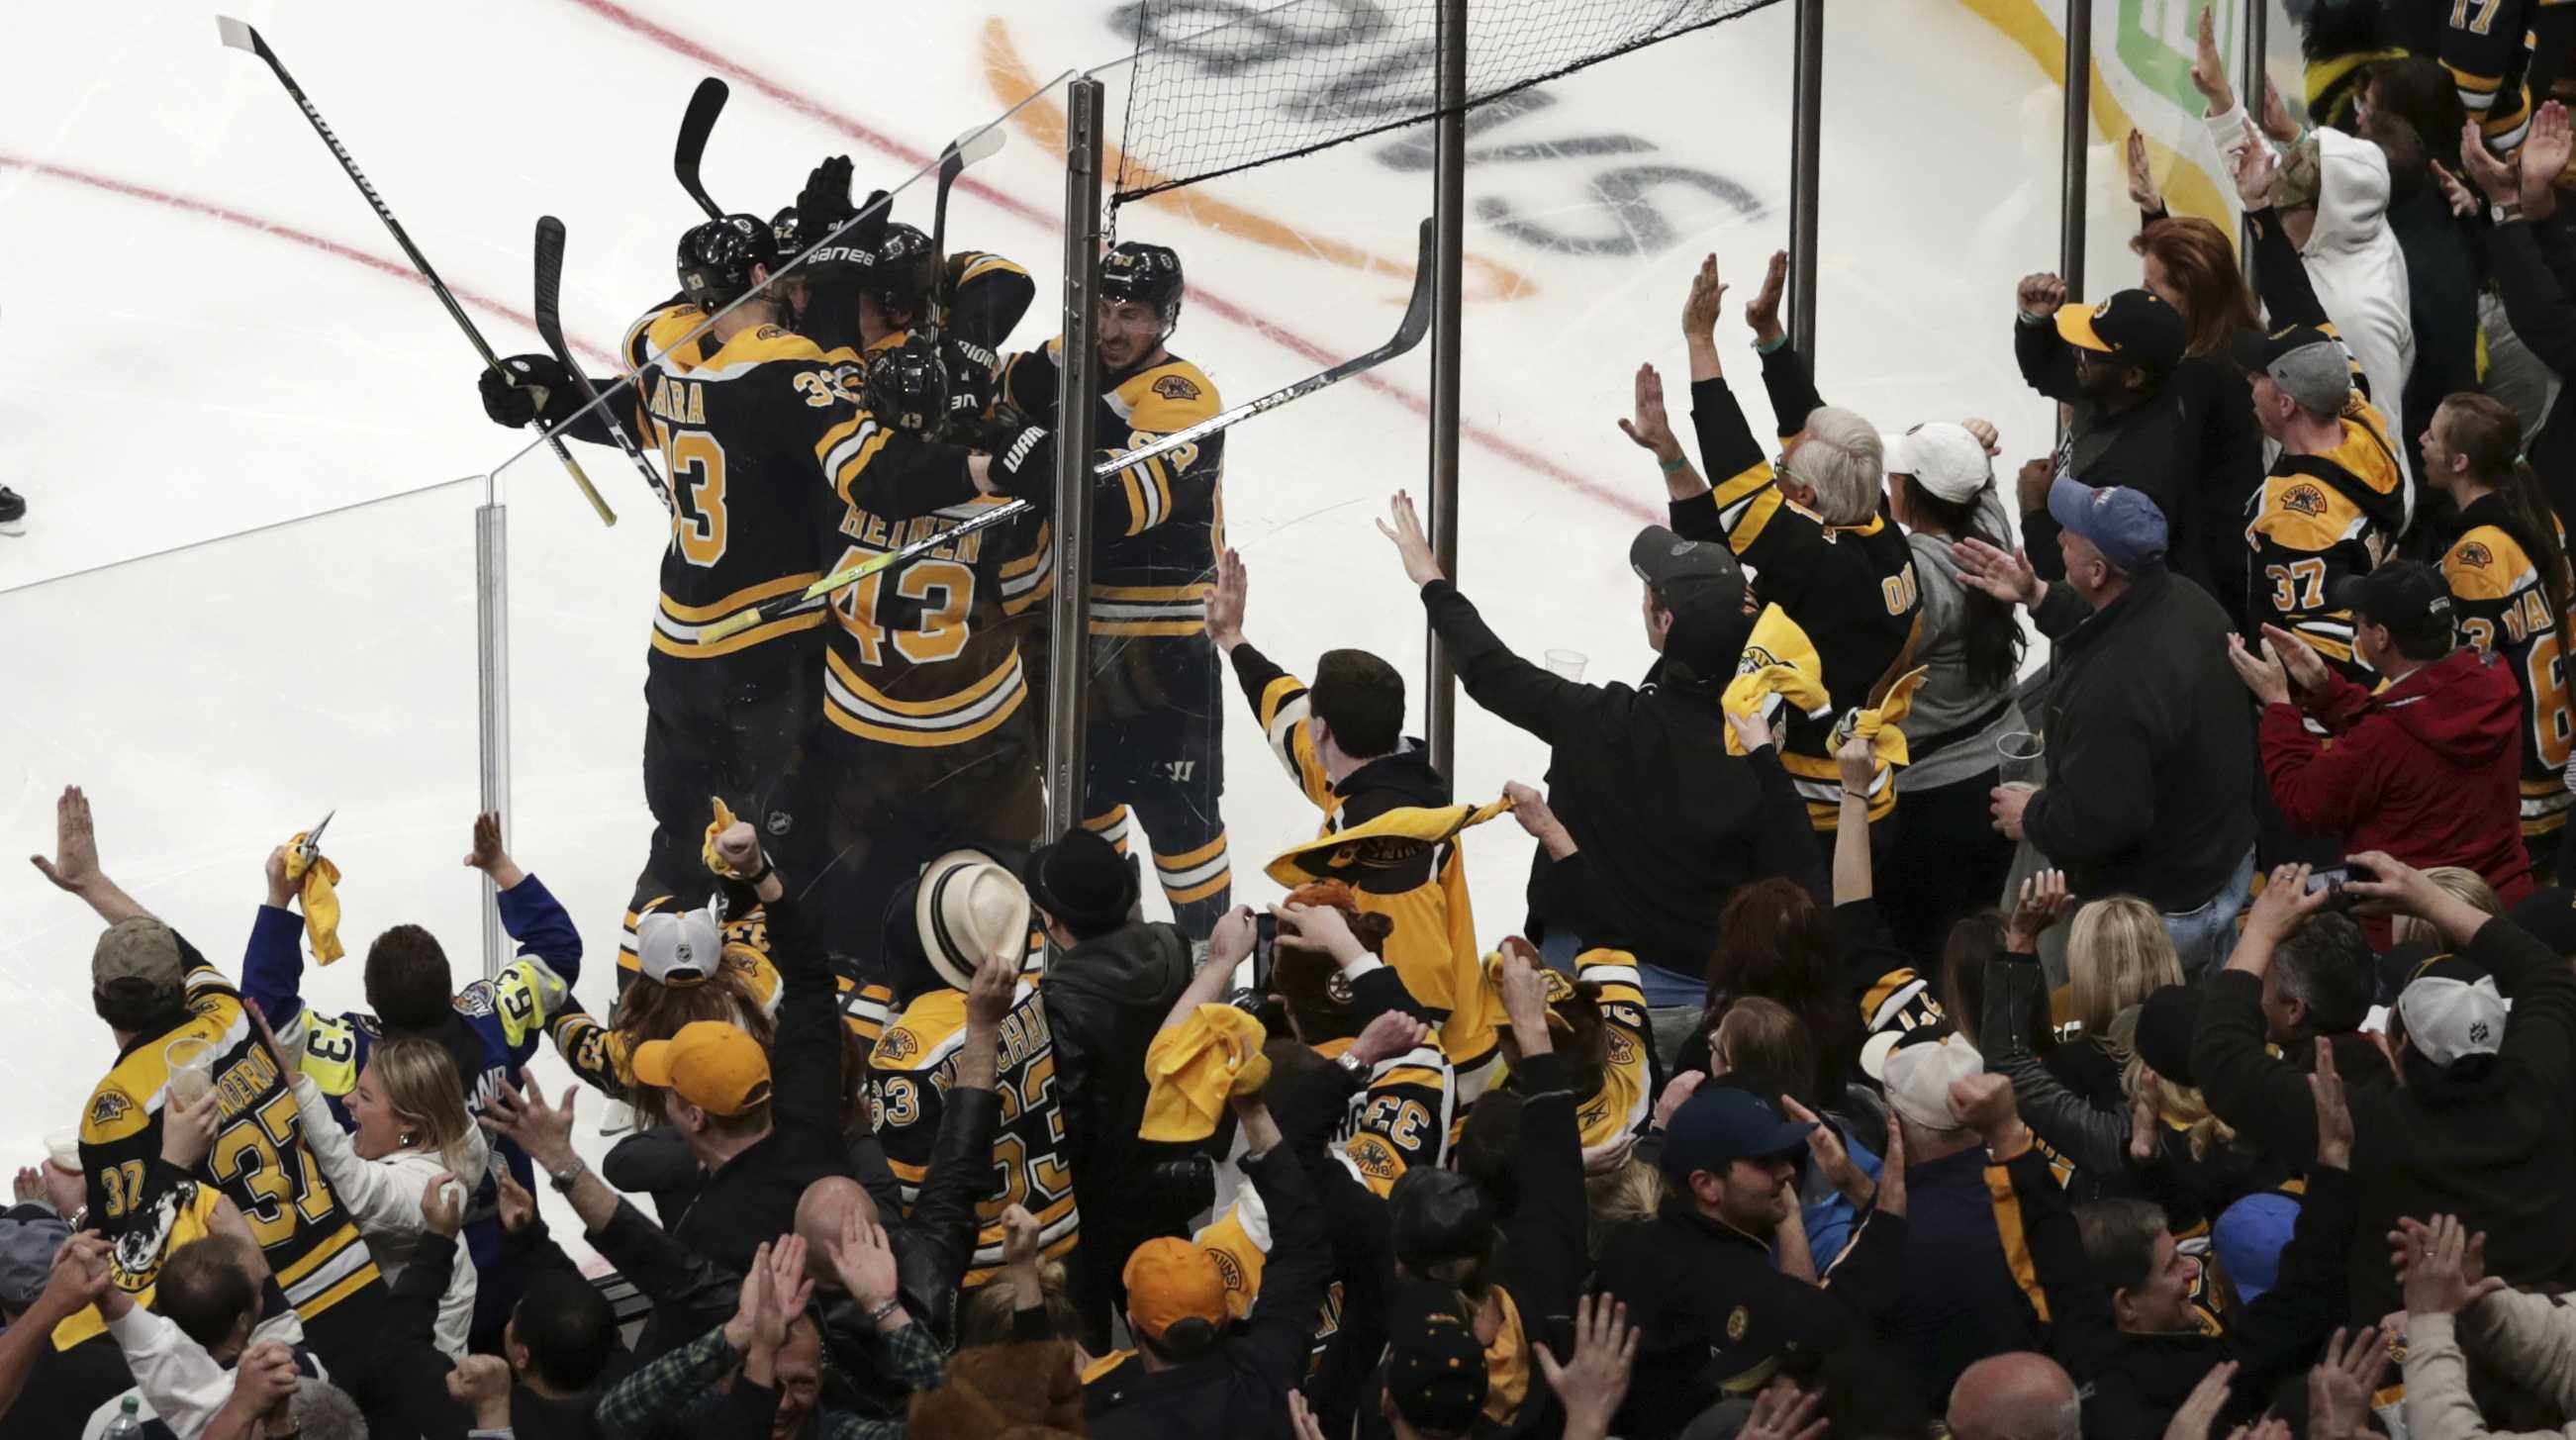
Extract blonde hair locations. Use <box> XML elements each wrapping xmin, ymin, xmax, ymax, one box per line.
<box><xmin>2391</xmin><ymin>866</ymin><xmax>2502</xmax><ymax>948</ymax></box>
<box><xmin>2067</xmin><ymin>898</ymin><xmax>2184</xmax><ymax>1040</ymax></box>
<box><xmin>366</xmin><ymin>1038</ymin><xmax>475</xmax><ymax>1176</ymax></box>
<box><xmin>1586</xmin><ymin>1157</ymin><xmax>1667</xmax><ymax>1261</ymax></box>
<box><xmin>2121</xmin><ymin>1050</ymin><xmax>2239</xmax><ymax>1160</ymax></box>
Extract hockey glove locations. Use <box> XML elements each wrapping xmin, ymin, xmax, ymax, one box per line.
<box><xmin>982</xmin><ymin>419</ymin><xmax>1057</xmax><ymax>499</ymax></box>
<box><xmin>936</xmin><ymin>336</ymin><xmax>1001</xmax><ymax>442</ymax></box>
<box><xmin>479</xmin><ymin>354</ymin><xmax>580</xmax><ymax>430</ymax></box>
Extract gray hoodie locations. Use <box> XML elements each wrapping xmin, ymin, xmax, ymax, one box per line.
<box><xmin>1896</xmin><ymin>486</ymin><xmax>2022</xmax><ymax>791</ymax></box>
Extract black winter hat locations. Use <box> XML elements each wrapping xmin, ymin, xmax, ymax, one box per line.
<box><xmin>1023</xmin><ymin>827</ymin><xmax>1138</xmax><ymax>934</ymax></box>
<box><xmin>2133</xmin><ymin>984</ymin><xmax>2201</xmax><ymax>1088</ymax></box>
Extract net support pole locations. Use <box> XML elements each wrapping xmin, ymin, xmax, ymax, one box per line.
<box><xmin>2059</xmin><ymin>0</ymin><xmax>2092</xmax><ymax>297</ymax></box>
<box><xmin>474</xmin><ymin>493</ymin><xmax>511</xmax><ymax>982</ymax></box>
<box><xmin>2238</xmin><ymin>0</ymin><xmax>2268</xmax><ymax>282</ymax></box>
<box><xmin>1423</xmin><ymin>0</ymin><xmax>1467</xmax><ymax>782</ymax></box>
<box><xmin>1788</xmin><ymin>0</ymin><xmax>1823</xmax><ymax>356</ymax></box>
<box><xmin>1045</xmin><ymin>77</ymin><xmax>1105</xmax><ymax>843</ymax></box>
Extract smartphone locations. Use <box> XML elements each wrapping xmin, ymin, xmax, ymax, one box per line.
<box><xmin>1251</xmin><ymin>912</ymin><xmax>1279</xmax><ymax>992</ymax></box>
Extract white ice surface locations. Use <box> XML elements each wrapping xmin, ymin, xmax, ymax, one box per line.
<box><xmin>2</xmin><ymin>0</ymin><xmax>2160</xmax><ymax>1247</ymax></box>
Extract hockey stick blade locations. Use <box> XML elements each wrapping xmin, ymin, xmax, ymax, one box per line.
<box><xmin>926</xmin><ymin>123</ymin><xmax>1007</xmax><ymax>336</ymax></box>
<box><xmin>534</xmin><ymin>217</ymin><xmax>669</xmax><ymax>510</ymax></box>
<box><xmin>675</xmin><ymin>77</ymin><xmax>729</xmax><ymax>220</ymax></box>
<box><xmin>698</xmin><ymin>498</ymin><xmax>1034</xmax><ymax>643</ymax></box>
<box><xmin>1093</xmin><ymin>217</ymin><xmax>1437</xmax><ymax>480</ymax></box>
<box><xmin>218</xmin><ymin>16</ymin><xmax>614</xmax><ymax>525</ymax></box>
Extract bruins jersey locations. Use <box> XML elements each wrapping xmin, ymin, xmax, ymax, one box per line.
<box><xmin>2442</xmin><ymin>494</ymin><xmax>2576</xmax><ymax>837</ymax></box>
<box><xmin>868</xmin><ymin>981</ymin><xmax>1077</xmax><ymax>1285</ymax></box>
<box><xmin>1000</xmin><ymin>340</ymin><xmax>1227</xmax><ymax>638</ymax></box>
<box><xmin>2243</xmin><ymin>395</ymin><xmax>2406</xmax><ymax>683</ymax></box>
<box><xmin>818</xmin><ymin>490</ymin><xmax>1046</xmax><ymax>750</ymax></box>
<box><xmin>1311</xmin><ymin>1031</ymin><xmax>1456</xmax><ymax>1199</ymax></box>
<box><xmin>1680</xmin><ymin>374</ymin><xmax>1922</xmax><ymax>826</ymax></box>
<box><xmin>78</xmin><ymin>941</ymin><xmax>378</xmax><ymax>1325</ymax></box>
<box><xmin>1193</xmin><ymin>1182</ymin><xmax>1344</xmax><ymax>1380</ymax></box>
<box><xmin>1567</xmin><ymin>950</ymin><xmax>1656</xmax><ymax>1151</ymax></box>
<box><xmin>1231</xmin><ymin>640</ymin><xmax>1504</xmax><ymax>1092</ymax></box>
<box><xmin>2444</xmin><ymin>0</ymin><xmax>2574</xmax><ymax>156</ymax></box>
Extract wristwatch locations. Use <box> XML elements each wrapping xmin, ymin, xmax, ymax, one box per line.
<box><xmin>2495</xmin><ymin>200</ymin><xmax>2526</xmax><ymax>226</ymax></box>
<box><xmin>546</xmin><ymin>1157</ymin><xmax>588</xmax><ymax>1193</ymax></box>
<box><xmin>866</xmin><ymin>1297</ymin><xmax>905</xmax><ymax>1325</ymax></box>
<box><xmin>1335</xmin><ymin>1051</ymin><xmax>1368</xmax><ymax>1080</ymax></box>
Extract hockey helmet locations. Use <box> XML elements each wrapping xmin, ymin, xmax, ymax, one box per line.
<box><xmin>1101</xmin><ymin>240</ymin><xmax>1184</xmax><ymax>331</ymax></box>
<box><xmin>867</xmin><ymin>223</ymin><xmax>936</xmax><ymax>318</ymax></box>
<box><xmin>676</xmin><ymin>213</ymin><xmax>779</xmax><ymax>311</ymax></box>
<box><xmin>769</xmin><ymin>206</ymin><xmax>804</xmax><ymax>262</ymax></box>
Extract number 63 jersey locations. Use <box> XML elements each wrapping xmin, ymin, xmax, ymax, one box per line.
<box><xmin>866</xmin><ymin>980</ymin><xmax>1077</xmax><ymax>1286</ymax></box>
<box><xmin>77</xmin><ymin>937</ymin><xmax>378</xmax><ymax>1327</ymax></box>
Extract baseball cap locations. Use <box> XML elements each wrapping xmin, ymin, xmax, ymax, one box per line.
<box><xmin>1659</xmin><ymin>1084</ymin><xmax>1813</xmax><ymax>1184</ymax></box>
<box><xmin>1884</xmin><ymin>422</ymin><xmax>1994</xmax><ymax>504</ymax></box>
<box><xmin>0</xmin><ymin>1215</ymin><xmax>66</xmax><ymax>1310</ymax></box>
<box><xmin>629</xmin><ymin>1020</ymin><xmax>773</xmax><ymax>1115</ymax></box>
<box><xmin>1875</xmin><ymin>1030</ymin><xmax>1984</xmax><ymax>1132</ymax></box>
<box><xmin>634</xmin><ymin>906</ymin><xmax>724</xmax><ymax>987</ymax></box>
<box><xmin>2047</xmin><ymin>475</ymin><xmax>2169</xmax><ymax>570</ymax></box>
<box><xmin>2396</xmin><ymin>955</ymin><xmax>2507</xmax><ymax>1068</ymax></box>
<box><xmin>1390</xmin><ymin>1169</ymin><xmax>1497</xmax><ymax>1272</ymax></box>
<box><xmin>93</xmin><ymin>916</ymin><xmax>186</xmax><ymax>995</ymax></box>
<box><xmin>2213</xmin><ymin>1191</ymin><xmax>2300</xmax><ymax>1303</ymax></box>
<box><xmin>2232</xmin><ymin>324</ymin><xmax>2353</xmax><ymax>415</ymax></box>
<box><xmin>2054</xmin><ymin>289</ymin><xmax>2186</xmax><ymax>374</ymax></box>
<box><xmin>1383</xmin><ymin>1280</ymin><xmax>1489</xmax><ymax>1438</ymax></box>
<box><xmin>1631</xmin><ymin>525</ymin><xmax>1748</xmax><ymax>613</ymax></box>
<box><xmin>2327</xmin><ymin>560</ymin><xmax>2453</xmax><ymax>630</ymax></box>
<box><xmin>1120</xmin><ymin>1236</ymin><xmax>1227</xmax><ymax>1343</ymax></box>
<box><xmin>914</xmin><ymin>849</ymin><xmax>1029</xmax><ymax>991</ymax></box>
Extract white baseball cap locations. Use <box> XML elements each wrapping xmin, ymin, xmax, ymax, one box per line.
<box><xmin>1877</xmin><ymin>1031</ymin><xmax>1985</xmax><ymax>1132</ymax></box>
<box><xmin>635</xmin><ymin>906</ymin><xmax>724</xmax><ymax>987</ymax></box>
<box><xmin>2397</xmin><ymin>959</ymin><xmax>2507</xmax><ymax>1068</ymax></box>
<box><xmin>1884</xmin><ymin>422</ymin><xmax>1993</xmax><ymax>505</ymax></box>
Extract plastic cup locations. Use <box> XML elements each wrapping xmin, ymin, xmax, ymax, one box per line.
<box><xmin>1544</xmin><ymin>648</ymin><xmax>1588</xmax><ymax>682</ymax></box>
<box><xmin>44</xmin><ymin>1126</ymin><xmax>80</xmax><ymax>1174</ymax></box>
<box><xmin>164</xmin><ymin>1037</ymin><xmax>216</xmax><ymax>1108</ymax></box>
<box><xmin>1996</xmin><ymin>730</ymin><xmax>2045</xmax><ymax>790</ymax></box>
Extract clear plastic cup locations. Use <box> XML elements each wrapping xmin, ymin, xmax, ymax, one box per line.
<box><xmin>1996</xmin><ymin>730</ymin><xmax>2045</xmax><ymax>791</ymax></box>
<box><xmin>163</xmin><ymin>1037</ymin><xmax>217</xmax><ymax>1108</ymax></box>
<box><xmin>1543</xmin><ymin>648</ymin><xmax>1588</xmax><ymax>682</ymax></box>
<box><xmin>44</xmin><ymin>1125</ymin><xmax>80</xmax><ymax>1174</ymax></box>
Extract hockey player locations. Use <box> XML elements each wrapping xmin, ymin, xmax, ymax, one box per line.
<box><xmin>239</xmin><ymin>812</ymin><xmax>577</xmax><ymax>1342</ymax></box>
<box><xmin>2422</xmin><ymin>392</ymin><xmax>2576</xmax><ymax>870</ymax></box>
<box><xmin>1202</xmin><ymin>546</ymin><xmax>1505</xmax><ymax>1099</ymax></box>
<box><xmin>34</xmin><ymin>787</ymin><xmax>386</xmax><ymax>1379</ymax></box>
<box><xmin>997</xmin><ymin>241</ymin><xmax>1235</xmax><ymax>935</ymax></box>
<box><xmin>2236</xmin><ymin>144</ymin><xmax>2409</xmax><ymax>684</ymax></box>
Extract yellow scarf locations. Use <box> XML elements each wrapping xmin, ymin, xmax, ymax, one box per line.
<box><xmin>283</xmin><ymin>832</ymin><xmax>344</xmax><ymax>965</ymax></box>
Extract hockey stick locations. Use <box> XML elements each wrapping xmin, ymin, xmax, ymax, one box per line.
<box><xmin>700</xmin><ymin>219</ymin><xmax>1438</xmax><ymax>644</ymax></box>
<box><xmin>675</xmin><ymin>78</ymin><xmax>729</xmax><ymax>221</ymax></box>
<box><xmin>925</xmin><ymin>124</ymin><xmax>1008</xmax><ymax>339</ymax></box>
<box><xmin>216</xmin><ymin>16</ymin><xmax>615</xmax><ymax>527</ymax></box>
<box><xmin>533</xmin><ymin>218</ymin><xmax>670</xmax><ymax>509</ymax></box>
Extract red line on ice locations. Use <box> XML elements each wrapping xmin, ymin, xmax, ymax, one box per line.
<box><xmin>559</xmin><ymin>0</ymin><xmax>1652</xmax><ymax>522</ymax></box>
<box><xmin>0</xmin><ymin>153</ymin><xmax>621</xmax><ymax>368</ymax></box>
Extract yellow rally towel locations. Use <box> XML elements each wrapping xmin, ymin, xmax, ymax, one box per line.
<box><xmin>1140</xmin><ymin>1005</ymin><xmax>1273</xmax><ymax>1142</ymax></box>
<box><xmin>1722</xmin><ymin>605</ymin><xmax>1833</xmax><ymax>755</ymax></box>
<box><xmin>701</xmin><ymin>797</ymin><xmax>743</xmax><ymax>877</ymax></box>
<box><xmin>283</xmin><ymin>832</ymin><xmax>344</xmax><ymax>966</ymax></box>
<box><xmin>1832</xmin><ymin>665</ymin><xmax>1932</xmax><ymax>769</ymax></box>
<box><xmin>1264</xmin><ymin>797</ymin><xmax>1512</xmax><ymax>888</ymax></box>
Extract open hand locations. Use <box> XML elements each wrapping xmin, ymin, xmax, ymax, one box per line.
<box><xmin>1274</xmin><ymin>900</ymin><xmax>1366</xmax><ymax>967</ymax></box>
<box><xmin>1377</xmin><ymin>491</ymin><xmax>1446</xmax><ymax>587</ymax></box>
<box><xmin>2460</xmin><ymin>120</ymin><xmax>2521</xmax><ymax>204</ymax></box>
<box><xmin>1953</xmin><ymin>536</ymin><xmax>2043</xmax><ymax>608</ymax></box>
<box><xmin>2256</xmin><ymin>624</ymin><xmax>2332</xmax><ymax>695</ymax></box>
<box><xmin>2225</xmin><ymin>633</ymin><xmax>2292</xmax><ymax>707</ymax></box>
<box><xmin>1653</xmin><ymin>1070</ymin><xmax>1708</xmax><ymax>1131</ymax></box>
<box><xmin>1535</xmin><ymin>1294</ymin><xmax>1640</xmax><ymax>1434</ymax></box>
<box><xmin>2162</xmin><ymin>1360</ymin><xmax>2239</xmax><ymax>1440</ymax></box>
<box><xmin>2188</xmin><ymin>5</ymin><xmax>2235</xmax><ymax>113</ymax></box>
<box><xmin>1617</xmin><ymin>363</ymin><xmax>1683</xmax><ymax>462</ymax></box>
<box><xmin>1680</xmin><ymin>253</ymin><xmax>1727</xmax><ymax>338</ymax></box>
<box><xmin>2260</xmin><ymin>78</ymin><xmax>2301</xmax><ymax>144</ymax></box>
<box><xmin>2526</xmin><ymin>99</ymin><xmax>2573</xmax><ymax>214</ymax></box>
<box><xmin>2395</xmin><ymin>1213</ymin><xmax>2504</xmax><ymax>1316</ymax></box>
<box><xmin>2312</xmin><ymin>1037</ymin><xmax>2354</xmax><ymax>1171</ymax></box>
<box><xmin>1205</xmin><ymin>547</ymin><xmax>1249</xmax><ymax>649</ymax></box>
<box><xmin>1743</xmin><ymin>248</ymin><xmax>1789</xmax><ymax>346</ymax></box>
<box><xmin>1782</xmin><ymin>1095</ymin><xmax>1871</xmax><ymax>1207</ymax></box>
<box><xmin>2006</xmin><ymin>869</ymin><xmax>2073</xmax><ymax>951</ymax></box>
<box><xmin>479</xmin><ymin>1075</ymin><xmax>578</xmax><ymax>1172</ymax></box>
<box><xmin>495</xmin><ymin>1166</ymin><xmax>538</xmax><ymax>1234</ymax></box>
<box><xmin>2233</xmin><ymin>122</ymin><xmax>2283</xmax><ymax>209</ymax></box>
<box><xmin>2242</xmin><ymin>862</ymin><xmax>2333</xmax><ymax>947</ymax></box>
<box><xmin>2126</xmin><ymin>130</ymin><xmax>2163</xmax><ymax>212</ymax></box>
<box><xmin>463</xmin><ymin>812</ymin><xmax>525</xmax><ymax>889</ymax></box>
<box><xmin>2431</xmin><ymin>159</ymin><xmax>2481</xmax><ymax>219</ymax></box>
<box><xmin>1737</xmin><ymin>1379</ymin><xmax>1828</xmax><ymax>1440</ymax></box>
<box><xmin>2338</xmin><ymin>850</ymin><xmax>2441</xmax><ymax>920</ymax></box>
<box><xmin>31</xmin><ymin>785</ymin><xmax>101</xmax><ymax>895</ymax></box>
<box><xmin>827</xmin><ymin>1207</ymin><xmax>903</xmax><ymax>1315</ymax></box>
<box><xmin>2309</xmin><ymin>1327</ymin><xmax>2386</xmax><ymax>1440</ymax></box>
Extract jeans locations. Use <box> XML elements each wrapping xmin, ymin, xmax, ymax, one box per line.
<box><xmin>2161</xmin><ymin>849</ymin><xmax>2256</xmax><ymax>980</ymax></box>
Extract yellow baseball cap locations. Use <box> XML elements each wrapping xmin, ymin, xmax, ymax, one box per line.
<box><xmin>1121</xmin><ymin>1237</ymin><xmax>1228</xmax><ymax>1342</ymax></box>
<box><xmin>629</xmin><ymin>1020</ymin><xmax>772</xmax><ymax>1116</ymax></box>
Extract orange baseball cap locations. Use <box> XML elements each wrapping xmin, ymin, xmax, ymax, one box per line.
<box><xmin>1120</xmin><ymin>1237</ymin><xmax>1227</xmax><ymax>1342</ymax></box>
<box><xmin>629</xmin><ymin>1020</ymin><xmax>772</xmax><ymax>1116</ymax></box>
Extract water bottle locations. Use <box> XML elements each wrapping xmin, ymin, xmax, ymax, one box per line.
<box><xmin>102</xmin><ymin>1395</ymin><xmax>143</xmax><ymax>1439</ymax></box>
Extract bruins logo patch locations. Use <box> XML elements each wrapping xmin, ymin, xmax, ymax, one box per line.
<box><xmin>875</xmin><ymin>1027</ymin><xmax>919</xmax><ymax>1065</ymax></box>
<box><xmin>1207</xmin><ymin>1247</ymin><xmax>1245</xmax><ymax>1292</ymax></box>
<box><xmin>1727</xmin><ymin>1304</ymin><xmax>1751</xmax><ymax>1342</ymax></box>
<box><xmin>89</xmin><ymin>1092</ymin><xmax>133</xmax><ymax>1126</ymax></box>
<box><xmin>1152</xmin><ymin>373</ymin><xmax>1201</xmax><ymax>402</ymax></box>
<box><xmin>2282</xmin><ymin>483</ymin><xmax>2330</xmax><ymax>518</ymax></box>
<box><xmin>1607</xmin><ymin>1030</ymin><xmax>1638</xmax><ymax>1068</ymax></box>
<box><xmin>2457</xmin><ymin>540</ymin><xmax>2494</xmax><ymax>568</ymax></box>
<box><xmin>1736</xmin><ymin>644</ymin><xmax>1783</xmax><ymax>675</ymax></box>
<box><xmin>1347</xmin><ymin>1134</ymin><xmax>1402</xmax><ymax>1182</ymax></box>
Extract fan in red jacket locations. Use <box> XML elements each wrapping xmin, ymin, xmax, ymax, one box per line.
<box><xmin>2230</xmin><ymin>560</ymin><xmax>2534</xmax><ymax>947</ymax></box>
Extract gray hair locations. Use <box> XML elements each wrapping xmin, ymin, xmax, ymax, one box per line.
<box><xmin>288</xmin><ymin>1379</ymin><xmax>368</xmax><ymax>1439</ymax></box>
<box><xmin>1786</xmin><ymin>406</ymin><xmax>1885</xmax><ymax>526</ymax></box>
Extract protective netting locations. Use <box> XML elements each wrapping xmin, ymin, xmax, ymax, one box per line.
<box><xmin>1107</xmin><ymin>0</ymin><xmax>1785</xmax><ymax>206</ymax></box>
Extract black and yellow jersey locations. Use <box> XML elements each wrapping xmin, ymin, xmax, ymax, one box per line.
<box><xmin>867</xmin><ymin>981</ymin><xmax>1077</xmax><ymax>1285</ymax></box>
<box><xmin>817</xmin><ymin>491</ymin><xmax>1047</xmax><ymax>750</ymax></box>
<box><xmin>1230</xmin><ymin>640</ymin><xmax>1505</xmax><ymax>1094</ymax></box>
<box><xmin>2244</xmin><ymin>404</ymin><xmax>2407</xmax><ymax>682</ymax></box>
<box><xmin>1568</xmin><ymin>949</ymin><xmax>1656</xmax><ymax>1151</ymax></box>
<box><xmin>1311</xmin><ymin>1030</ymin><xmax>1455</xmax><ymax>1199</ymax></box>
<box><xmin>1679</xmin><ymin>370</ymin><xmax>1923</xmax><ymax>827</ymax></box>
<box><xmin>2441</xmin><ymin>493</ymin><xmax>2576</xmax><ymax>837</ymax></box>
<box><xmin>1000</xmin><ymin>340</ymin><xmax>1227</xmax><ymax>639</ymax></box>
<box><xmin>78</xmin><ymin>939</ymin><xmax>379</xmax><ymax>1325</ymax></box>
<box><xmin>2443</xmin><ymin>0</ymin><xmax>2576</xmax><ymax>157</ymax></box>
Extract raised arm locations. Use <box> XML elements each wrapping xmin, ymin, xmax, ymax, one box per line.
<box><xmin>30</xmin><ymin>786</ymin><xmax>150</xmax><ymax>924</ymax></box>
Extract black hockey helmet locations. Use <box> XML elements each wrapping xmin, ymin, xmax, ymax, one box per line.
<box><xmin>1100</xmin><ymin>240</ymin><xmax>1184</xmax><ymax>332</ymax></box>
<box><xmin>867</xmin><ymin>223</ymin><xmax>935</xmax><ymax>319</ymax></box>
<box><xmin>676</xmin><ymin>214</ymin><xmax>779</xmax><ymax>311</ymax></box>
<box><xmin>770</xmin><ymin>206</ymin><xmax>804</xmax><ymax>262</ymax></box>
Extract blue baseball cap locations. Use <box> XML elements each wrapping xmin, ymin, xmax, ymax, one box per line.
<box><xmin>2047</xmin><ymin>475</ymin><xmax>2168</xmax><ymax>570</ymax></box>
<box><xmin>1659</xmin><ymin>1084</ymin><xmax>1813</xmax><ymax>1184</ymax></box>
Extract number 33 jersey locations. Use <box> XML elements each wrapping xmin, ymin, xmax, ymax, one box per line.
<box><xmin>78</xmin><ymin>938</ymin><xmax>379</xmax><ymax>1324</ymax></box>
